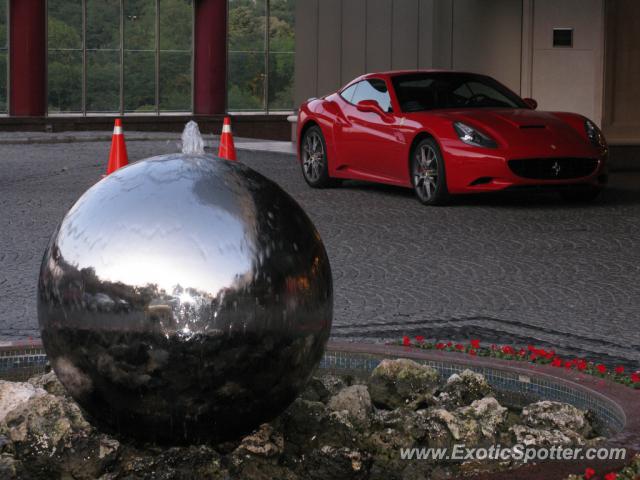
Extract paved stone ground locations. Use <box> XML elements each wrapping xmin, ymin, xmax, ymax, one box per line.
<box><xmin>1</xmin><ymin>140</ymin><xmax>640</xmax><ymax>366</ymax></box>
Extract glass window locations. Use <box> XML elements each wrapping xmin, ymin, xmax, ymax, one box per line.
<box><xmin>48</xmin><ymin>0</ymin><xmax>83</xmax><ymax>113</ymax></box>
<box><xmin>351</xmin><ymin>79</ymin><xmax>392</xmax><ymax>112</ymax></box>
<box><xmin>228</xmin><ymin>0</ymin><xmax>295</xmax><ymax>112</ymax></box>
<box><xmin>392</xmin><ymin>72</ymin><xmax>527</xmax><ymax>112</ymax></box>
<box><xmin>267</xmin><ymin>0</ymin><xmax>294</xmax><ymax>111</ymax></box>
<box><xmin>0</xmin><ymin>0</ymin><xmax>7</xmax><ymax>113</ymax></box>
<box><xmin>159</xmin><ymin>0</ymin><xmax>192</xmax><ymax>112</ymax></box>
<box><xmin>340</xmin><ymin>83</ymin><xmax>359</xmax><ymax>104</ymax></box>
<box><xmin>47</xmin><ymin>0</ymin><xmax>193</xmax><ymax>115</ymax></box>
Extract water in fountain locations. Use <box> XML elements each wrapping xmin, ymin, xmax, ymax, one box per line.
<box><xmin>181</xmin><ymin>120</ymin><xmax>205</xmax><ymax>155</ymax></box>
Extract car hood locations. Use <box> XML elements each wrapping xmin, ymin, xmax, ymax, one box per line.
<box><xmin>412</xmin><ymin>108</ymin><xmax>594</xmax><ymax>157</ymax></box>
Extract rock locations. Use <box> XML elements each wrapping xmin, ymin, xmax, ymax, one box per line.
<box><xmin>302</xmin><ymin>445</ymin><xmax>369</xmax><ymax>480</ymax></box>
<box><xmin>426</xmin><ymin>397</ymin><xmax>507</xmax><ymax>446</ymax></box>
<box><xmin>299</xmin><ymin>377</ymin><xmax>331</xmax><ymax>403</ymax></box>
<box><xmin>457</xmin><ymin>397</ymin><xmax>508</xmax><ymax>438</ymax></box>
<box><xmin>281</xmin><ymin>398</ymin><xmax>356</xmax><ymax>456</ymax></box>
<box><xmin>521</xmin><ymin>400</ymin><xmax>592</xmax><ymax>437</ymax></box>
<box><xmin>0</xmin><ymin>381</ymin><xmax>46</xmax><ymax>422</ymax></box>
<box><xmin>28</xmin><ymin>371</ymin><xmax>68</xmax><ymax>397</ymax></box>
<box><xmin>437</xmin><ymin>370</ymin><xmax>494</xmax><ymax>409</ymax></box>
<box><xmin>0</xmin><ymin>453</ymin><xmax>19</xmax><ymax>480</ymax></box>
<box><xmin>511</xmin><ymin>424</ymin><xmax>585</xmax><ymax>447</ymax></box>
<box><xmin>117</xmin><ymin>444</ymin><xmax>229</xmax><ymax>479</ymax></box>
<box><xmin>234</xmin><ymin>423</ymin><xmax>284</xmax><ymax>458</ymax></box>
<box><xmin>320</xmin><ymin>374</ymin><xmax>349</xmax><ymax>396</ymax></box>
<box><xmin>368</xmin><ymin>359</ymin><xmax>439</xmax><ymax>409</ymax></box>
<box><xmin>328</xmin><ymin>385</ymin><xmax>373</xmax><ymax>427</ymax></box>
<box><xmin>0</xmin><ymin>392</ymin><xmax>120</xmax><ymax>479</ymax></box>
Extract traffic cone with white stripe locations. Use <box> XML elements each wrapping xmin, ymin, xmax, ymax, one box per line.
<box><xmin>106</xmin><ymin>119</ymin><xmax>129</xmax><ymax>175</ymax></box>
<box><xmin>218</xmin><ymin>117</ymin><xmax>237</xmax><ymax>161</ymax></box>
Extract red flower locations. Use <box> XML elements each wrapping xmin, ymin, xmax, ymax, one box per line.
<box><xmin>604</xmin><ymin>473</ymin><xmax>617</xmax><ymax>480</ymax></box>
<box><xmin>529</xmin><ymin>352</ymin><xmax>538</xmax><ymax>361</ymax></box>
<box><xmin>518</xmin><ymin>348</ymin><xmax>526</xmax><ymax>357</ymax></box>
<box><xmin>527</xmin><ymin>344</ymin><xmax>536</xmax><ymax>352</ymax></box>
<box><xmin>415</xmin><ymin>335</ymin><xmax>425</xmax><ymax>344</ymax></box>
<box><xmin>564</xmin><ymin>361</ymin><xmax>573</xmax><ymax>369</ymax></box>
<box><xmin>455</xmin><ymin>343</ymin><xmax>465</xmax><ymax>351</ymax></box>
<box><xmin>596</xmin><ymin>364</ymin><xmax>607</xmax><ymax>374</ymax></box>
<box><xmin>584</xmin><ymin>467</ymin><xmax>595</xmax><ymax>479</ymax></box>
<box><xmin>501</xmin><ymin>345</ymin><xmax>515</xmax><ymax>355</ymax></box>
<box><xmin>436</xmin><ymin>342</ymin><xmax>446</xmax><ymax>350</ymax></box>
<box><xmin>577</xmin><ymin>360</ymin><xmax>588</xmax><ymax>371</ymax></box>
<box><xmin>470</xmin><ymin>339</ymin><xmax>480</xmax><ymax>349</ymax></box>
<box><xmin>551</xmin><ymin>357</ymin><xmax>563</xmax><ymax>367</ymax></box>
<box><xmin>402</xmin><ymin>336</ymin><xmax>411</xmax><ymax>346</ymax></box>
<box><xmin>469</xmin><ymin>349</ymin><xmax>477</xmax><ymax>356</ymax></box>
<box><xmin>491</xmin><ymin>344</ymin><xmax>498</xmax><ymax>351</ymax></box>
<box><xmin>447</xmin><ymin>342</ymin><xmax>453</xmax><ymax>347</ymax></box>
<box><xmin>631</xmin><ymin>372</ymin><xmax>640</xmax><ymax>383</ymax></box>
<box><xmin>615</xmin><ymin>366</ymin><xmax>625</xmax><ymax>375</ymax></box>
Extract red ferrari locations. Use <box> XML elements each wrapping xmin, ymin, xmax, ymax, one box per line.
<box><xmin>296</xmin><ymin>70</ymin><xmax>608</xmax><ymax>205</ymax></box>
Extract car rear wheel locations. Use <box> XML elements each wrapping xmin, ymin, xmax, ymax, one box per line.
<box><xmin>559</xmin><ymin>186</ymin><xmax>602</xmax><ymax>203</ymax></box>
<box><xmin>301</xmin><ymin>126</ymin><xmax>333</xmax><ymax>188</ymax></box>
<box><xmin>411</xmin><ymin>138</ymin><xmax>449</xmax><ymax>206</ymax></box>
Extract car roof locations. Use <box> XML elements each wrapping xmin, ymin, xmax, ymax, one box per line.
<box><xmin>344</xmin><ymin>69</ymin><xmax>486</xmax><ymax>87</ymax></box>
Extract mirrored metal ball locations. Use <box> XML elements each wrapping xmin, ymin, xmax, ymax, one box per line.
<box><xmin>37</xmin><ymin>154</ymin><xmax>332</xmax><ymax>444</ymax></box>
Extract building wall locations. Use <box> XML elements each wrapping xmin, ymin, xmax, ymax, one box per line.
<box><xmin>603</xmin><ymin>0</ymin><xmax>640</xmax><ymax>143</ymax></box>
<box><xmin>525</xmin><ymin>0</ymin><xmax>604</xmax><ymax>124</ymax></box>
<box><xmin>294</xmin><ymin>0</ymin><xmax>607</xmax><ymax>126</ymax></box>
<box><xmin>294</xmin><ymin>0</ymin><xmax>523</xmax><ymax>106</ymax></box>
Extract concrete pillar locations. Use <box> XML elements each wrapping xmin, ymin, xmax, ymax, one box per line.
<box><xmin>193</xmin><ymin>0</ymin><xmax>227</xmax><ymax>114</ymax></box>
<box><xmin>9</xmin><ymin>0</ymin><xmax>47</xmax><ymax>116</ymax></box>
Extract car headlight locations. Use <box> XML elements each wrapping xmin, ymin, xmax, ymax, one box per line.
<box><xmin>453</xmin><ymin>122</ymin><xmax>498</xmax><ymax>149</ymax></box>
<box><xmin>584</xmin><ymin>119</ymin><xmax>607</xmax><ymax>149</ymax></box>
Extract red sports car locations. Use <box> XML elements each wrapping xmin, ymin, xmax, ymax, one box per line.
<box><xmin>296</xmin><ymin>70</ymin><xmax>608</xmax><ymax>205</ymax></box>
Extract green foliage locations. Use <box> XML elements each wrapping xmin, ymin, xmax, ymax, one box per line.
<box><xmin>44</xmin><ymin>0</ymin><xmax>293</xmax><ymax>113</ymax></box>
<box><xmin>228</xmin><ymin>0</ymin><xmax>295</xmax><ymax>111</ymax></box>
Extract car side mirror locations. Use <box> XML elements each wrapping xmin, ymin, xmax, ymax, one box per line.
<box><xmin>523</xmin><ymin>98</ymin><xmax>538</xmax><ymax>110</ymax></box>
<box><xmin>357</xmin><ymin>100</ymin><xmax>384</xmax><ymax>115</ymax></box>
<box><xmin>356</xmin><ymin>100</ymin><xmax>392</xmax><ymax>121</ymax></box>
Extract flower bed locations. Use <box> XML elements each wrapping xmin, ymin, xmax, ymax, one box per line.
<box><xmin>400</xmin><ymin>337</ymin><xmax>640</xmax><ymax>390</ymax></box>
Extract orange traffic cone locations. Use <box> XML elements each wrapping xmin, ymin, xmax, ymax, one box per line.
<box><xmin>218</xmin><ymin>117</ymin><xmax>237</xmax><ymax>161</ymax></box>
<box><xmin>106</xmin><ymin>119</ymin><xmax>129</xmax><ymax>175</ymax></box>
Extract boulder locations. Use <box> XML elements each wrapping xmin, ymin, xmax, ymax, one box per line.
<box><xmin>520</xmin><ymin>400</ymin><xmax>592</xmax><ymax>437</ymax></box>
<box><xmin>368</xmin><ymin>359</ymin><xmax>439</xmax><ymax>409</ymax></box>
<box><xmin>301</xmin><ymin>445</ymin><xmax>369</xmax><ymax>480</ymax></box>
<box><xmin>437</xmin><ymin>370</ymin><xmax>494</xmax><ymax>409</ymax></box>
<box><xmin>426</xmin><ymin>397</ymin><xmax>507</xmax><ymax>447</ymax></box>
<box><xmin>28</xmin><ymin>371</ymin><xmax>68</xmax><ymax>397</ymax></box>
<box><xmin>510</xmin><ymin>424</ymin><xmax>585</xmax><ymax>447</ymax></box>
<box><xmin>0</xmin><ymin>392</ymin><xmax>119</xmax><ymax>479</ymax></box>
<box><xmin>0</xmin><ymin>381</ymin><xmax>46</xmax><ymax>422</ymax></box>
<box><xmin>328</xmin><ymin>385</ymin><xmax>373</xmax><ymax>427</ymax></box>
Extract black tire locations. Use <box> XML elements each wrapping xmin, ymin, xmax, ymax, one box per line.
<box><xmin>410</xmin><ymin>137</ymin><xmax>450</xmax><ymax>206</ymax></box>
<box><xmin>559</xmin><ymin>186</ymin><xmax>602</xmax><ymax>203</ymax></box>
<box><xmin>300</xmin><ymin>126</ymin><xmax>333</xmax><ymax>188</ymax></box>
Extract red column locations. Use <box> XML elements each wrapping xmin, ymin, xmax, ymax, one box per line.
<box><xmin>9</xmin><ymin>0</ymin><xmax>47</xmax><ymax>116</ymax></box>
<box><xmin>193</xmin><ymin>0</ymin><xmax>227</xmax><ymax>115</ymax></box>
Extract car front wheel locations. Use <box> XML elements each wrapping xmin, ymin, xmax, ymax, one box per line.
<box><xmin>301</xmin><ymin>126</ymin><xmax>333</xmax><ymax>188</ymax></box>
<box><xmin>410</xmin><ymin>138</ymin><xmax>449</xmax><ymax>206</ymax></box>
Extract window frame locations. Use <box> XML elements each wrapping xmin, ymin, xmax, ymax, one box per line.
<box><xmin>227</xmin><ymin>0</ymin><xmax>295</xmax><ymax>114</ymax></box>
<box><xmin>46</xmin><ymin>0</ymin><xmax>195</xmax><ymax>117</ymax></box>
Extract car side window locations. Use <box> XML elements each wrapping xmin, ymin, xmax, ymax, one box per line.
<box><xmin>340</xmin><ymin>83</ymin><xmax>359</xmax><ymax>103</ymax></box>
<box><xmin>351</xmin><ymin>79</ymin><xmax>393</xmax><ymax>113</ymax></box>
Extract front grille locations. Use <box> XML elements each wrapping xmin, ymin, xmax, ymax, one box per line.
<box><xmin>508</xmin><ymin>158</ymin><xmax>599</xmax><ymax>180</ymax></box>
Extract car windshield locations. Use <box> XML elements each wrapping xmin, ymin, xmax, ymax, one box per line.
<box><xmin>391</xmin><ymin>72</ymin><xmax>527</xmax><ymax>112</ymax></box>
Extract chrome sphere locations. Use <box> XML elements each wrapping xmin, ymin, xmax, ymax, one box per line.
<box><xmin>37</xmin><ymin>154</ymin><xmax>332</xmax><ymax>444</ymax></box>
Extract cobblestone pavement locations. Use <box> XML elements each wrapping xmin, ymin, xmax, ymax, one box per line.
<box><xmin>2</xmin><ymin>140</ymin><xmax>640</xmax><ymax>366</ymax></box>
